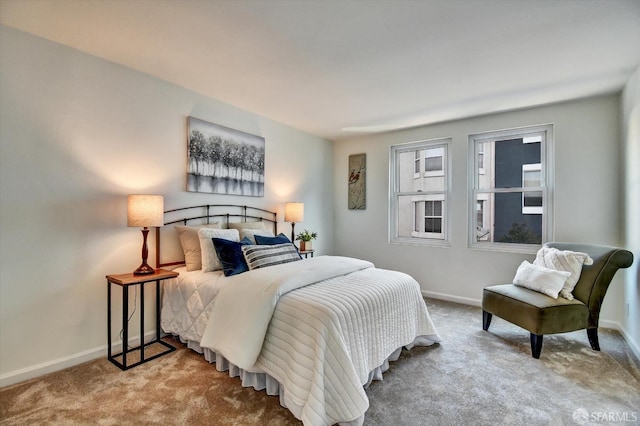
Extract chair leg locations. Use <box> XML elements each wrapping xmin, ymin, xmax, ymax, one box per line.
<box><xmin>530</xmin><ymin>333</ymin><xmax>543</xmax><ymax>359</ymax></box>
<box><xmin>587</xmin><ymin>328</ymin><xmax>600</xmax><ymax>351</ymax></box>
<box><xmin>482</xmin><ymin>311</ymin><xmax>492</xmax><ymax>331</ymax></box>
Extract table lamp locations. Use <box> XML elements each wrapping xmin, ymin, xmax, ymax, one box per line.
<box><xmin>284</xmin><ymin>202</ymin><xmax>304</xmax><ymax>244</ymax></box>
<box><xmin>127</xmin><ymin>194</ymin><xmax>164</xmax><ymax>275</ymax></box>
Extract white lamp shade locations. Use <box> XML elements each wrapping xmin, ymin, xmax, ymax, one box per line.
<box><xmin>127</xmin><ymin>195</ymin><xmax>164</xmax><ymax>227</ymax></box>
<box><xmin>284</xmin><ymin>202</ymin><xmax>304</xmax><ymax>223</ymax></box>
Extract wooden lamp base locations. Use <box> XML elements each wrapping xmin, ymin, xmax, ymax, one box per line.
<box><xmin>133</xmin><ymin>227</ymin><xmax>155</xmax><ymax>275</ymax></box>
<box><xmin>133</xmin><ymin>261</ymin><xmax>155</xmax><ymax>275</ymax></box>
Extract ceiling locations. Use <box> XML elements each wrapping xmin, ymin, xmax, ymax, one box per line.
<box><xmin>2</xmin><ymin>0</ymin><xmax>640</xmax><ymax>141</ymax></box>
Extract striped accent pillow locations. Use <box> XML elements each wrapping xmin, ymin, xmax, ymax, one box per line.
<box><xmin>242</xmin><ymin>243</ymin><xmax>302</xmax><ymax>270</ymax></box>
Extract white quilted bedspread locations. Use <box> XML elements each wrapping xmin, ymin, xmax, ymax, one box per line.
<box><xmin>254</xmin><ymin>264</ymin><xmax>441</xmax><ymax>425</ymax></box>
<box><xmin>160</xmin><ymin>267</ymin><xmax>224</xmax><ymax>343</ymax></box>
<box><xmin>161</xmin><ymin>256</ymin><xmax>441</xmax><ymax>426</ymax></box>
<box><xmin>200</xmin><ymin>256</ymin><xmax>376</xmax><ymax>370</ymax></box>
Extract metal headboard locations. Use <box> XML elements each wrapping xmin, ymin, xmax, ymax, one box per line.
<box><xmin>155</xmin><ymin>204</ymin><xmax>278</xmax><ymax>268</ymax></box>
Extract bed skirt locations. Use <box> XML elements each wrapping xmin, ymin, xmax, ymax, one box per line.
<box><xmin>176</xmin><ymin>335</ymin><xmax>435</xmax><ymax>426</ymax></box>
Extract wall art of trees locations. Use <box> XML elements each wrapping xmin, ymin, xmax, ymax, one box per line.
<box><xmin>187</xmin><ymin>118</ymin><xmax>265</xmax><ymax>196</ymax></box>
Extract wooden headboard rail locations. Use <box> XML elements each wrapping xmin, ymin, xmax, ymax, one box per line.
<box><xmin>155</xmin><ymin>204</ymin><xmax>278</xmax><ymax>268</ymax></box>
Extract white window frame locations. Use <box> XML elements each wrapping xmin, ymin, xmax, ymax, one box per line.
<box><xmin>390</xmin><ymin>138</ymin><xmax>451</xmax><ymax>246</ymax></box>
<box><xmin>468</xmin><ymin>124</ymin><xmax>554</xmax><ymax>253</ymax></box>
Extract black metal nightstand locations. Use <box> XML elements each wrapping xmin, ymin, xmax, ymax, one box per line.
<box><xmin>106</xmin><ymin>269</ymin><xmax>178</xmax><ymax>370</ymax></box>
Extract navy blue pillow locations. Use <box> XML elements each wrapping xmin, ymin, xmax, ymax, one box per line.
<box><xmin>254</xmin><ymin>233</ymin><xmax>291</xmax><ymax>245</ymax></box>
<box><xmin>212</xmin><ymin>237</ymin><xmax>251</xmax><ymax>277</ymax></box>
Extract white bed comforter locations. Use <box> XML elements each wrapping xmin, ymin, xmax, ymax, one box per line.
<box><xmin>200</xmin><ymin>256</ymin><xmax>374</xmax><ymax>370</ymax></box>
<box><xmin>161</xmin><ymin>267</ymin><xmax>224</xmax><ymax>343</ymax></box>
<box><xmin>198</xmin><ymin>256</ymin><xmax>441</xmax><ymax>426</ymax></box>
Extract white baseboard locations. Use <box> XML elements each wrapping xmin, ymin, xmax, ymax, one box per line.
<box><xmin>616</xmin><ymin>322</ymin><xmax>640</xmax><ymax>361</ymax></box>
<box><xmin>422</xmin><ymin>290</ymin><xmax>482</xmax><ymax>307</ymax></box>
<box><xmin>0</xmin><ymin>331</ymin><xmax>157</xmax><ymax>388</ymax></box>
<box><xmin>598</xmin><ymin>319</ymin><xmax>618</xmax><ymax>330</ymax></box>
<box><xmin>423</xmin><ymin>290</ymin><xmax>640</xmax><ymax>361</ymax></box>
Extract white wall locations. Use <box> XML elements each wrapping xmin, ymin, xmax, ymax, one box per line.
<box><xmin>621</xmin><ymin>65</ymin><xmax>640</xmax><ymax>357</ymax></box>
<box><xmin>0</xmin><ymin>26</ymin><xmax>334</xmax><ymax>385</ymax></box>
<box><xmin>1</xmin><ymin>23</ymin><xmax>635</xmax><ymax>387</ymax></box>
<box><xmin>333</xmin><ymin>95</ymin><xmax>625</xmax><ymax>316</ymax></box>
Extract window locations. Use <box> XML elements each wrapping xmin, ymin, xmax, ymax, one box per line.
<box><xmin>522</xmin><ymin>163</ymin><xmax>542</xmax><ymax>214</ymax></box>
<box><xmin>468</xmin><ymin>124</ymin><xmax>553</xmax><ymax>251</ymax></box>
<box><xmin>424</xmin><ymin>200</ymin><xmax>443</xmax><ymax>233</ymax></box>
<box><xmin>476</xmin><ymin>195</ymin><xmax>490</xmax><ymax>241</ymax></box>
<box><xmin>424</xmin><ymin>147</ymin><xmax>444</xmax><ymax>174</ymax></box>
<box><xmin>477</xmin><ymin>201</ymin><xmax>484</xmax><ymax>225</ymax></box>
<box><xmin>390</xmin><ymin>138</ymin><xmax>450</xmax><ymax>245</ymax></box>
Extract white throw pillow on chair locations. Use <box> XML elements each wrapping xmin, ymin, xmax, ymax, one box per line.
<box><xmin>533</xmin><ymin>247</ymin><xmax>593</xmax><ymax>300</ymax></box>
<box><xmin>513</xmin><ymin>261</ymin><xmax>571</xmax><ymax>299</ymax></box>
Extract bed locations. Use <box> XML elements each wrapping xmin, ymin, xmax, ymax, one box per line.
<box><xmin>157</xmin><ymin>204</ymin><xmax>441</xmax><ymax>426</ymax></box>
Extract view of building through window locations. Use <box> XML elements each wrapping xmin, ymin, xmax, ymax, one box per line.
<box><xmin>471</xmin><ymin>125</ymin><xmax>553</xmax><ymax>248</ymax></box>
<box><xmin>390</xmin><ymin>139</ymin><xmax>450</xmax><ymax>244</ymax></box>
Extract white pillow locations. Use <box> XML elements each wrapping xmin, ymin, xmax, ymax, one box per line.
<box><xmin>242</xmin><ymin>243</ymin><xmax>301</xmax><ymax>270</ymax></box>
<box><xmin>240</xmin><ymin>229</ymin><xmax>274</xmax><ymax>244</ymax></box>
<box><xmin>228</xmin><ymin>222</ymin><xmax>266</xmax><ymax>231</ymax></box>
<box><xmin>533</xmin><ymin>247</ymin><xmax>593</xmax><ymax>300</ymax></box>
<box><xmin>198</xmin><ymin>228</ymin><xmax>240</xmax><ymax>272</ymax></box>
<box><xmin>175</xmin><ymin>223</ymin><xmax>220</xmax><ymax>271</ymax></box>
<box><xmin>513</xmin><ymin>261</ymin><xmax>571</xmax><ymax>299</ymax></box>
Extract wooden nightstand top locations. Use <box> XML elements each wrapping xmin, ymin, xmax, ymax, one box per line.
<box><xmin>106</xmin><ymin>269</ymin><xmax>178</xmax><ymax>286</ymax></box>
<box><xmin>299</xmin><ymin>249</ymin><xmax>314</xmax><ymax>258</ymax></box>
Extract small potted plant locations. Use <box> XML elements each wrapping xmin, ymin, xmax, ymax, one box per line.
<box><xmin>296</xmin><ymin>229</ymin><xmax>318</xmax><ymax>251</ymax></box>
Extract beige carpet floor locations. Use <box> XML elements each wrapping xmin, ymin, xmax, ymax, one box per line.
<box><xmin>1</xmin><ymin>298</ymin><xmax>638</xmax><ymax>425</ymax></box>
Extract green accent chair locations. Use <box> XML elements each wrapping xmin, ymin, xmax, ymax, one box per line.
<box><xmin>482</xmin><ymin>242</ymin><xmax>633</xmax><ymax>359</ymax></box>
